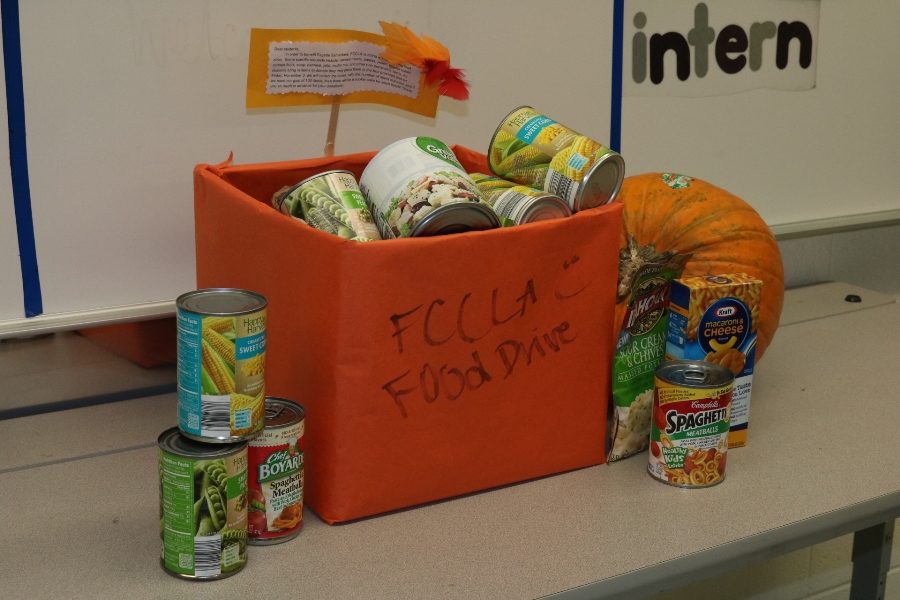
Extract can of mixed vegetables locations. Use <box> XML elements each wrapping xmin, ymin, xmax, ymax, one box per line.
<box><xmin>359</xmin><ymin>136</ymin><xmax>500</xmax><ymax>238</ymax></box>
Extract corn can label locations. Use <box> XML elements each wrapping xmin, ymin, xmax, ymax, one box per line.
<box><xmin>159</xmin><ymin>437</ymin><xmax>248</xmax><ymax>579</ymax></box>
<box><xmin>488</xmin><ymin>106</ymin><xmax>623</xmax><ymax>210</ymax></box>
<box><xmin>247</xmin><ymin>400</ymin><xmax>305</xmax><ymax>544</ymax></box>
<box><xmin>648</xmin><ymin>363</ymin><xmax>732</xmax><ymax>488</ymax></box>
<box><xmin>177</xmin><ymin>291</ymin><xmax>267</xmax><ymax>442</ymax></box>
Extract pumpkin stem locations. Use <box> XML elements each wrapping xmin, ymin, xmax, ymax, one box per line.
<box><xmin>617</xmin><ymin>234</ymin><xmax>690</xmax><ymax>302</ymax></box>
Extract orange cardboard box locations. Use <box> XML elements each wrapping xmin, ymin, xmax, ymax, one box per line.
<box><xmin>193</xmin><ymin>147</ymin><xmax>622</xmax><ymax>523</ymax></box>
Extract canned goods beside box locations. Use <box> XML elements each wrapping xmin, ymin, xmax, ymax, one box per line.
<box><xmin>648</xmin><ymin>360</ymin><xmax>733</xmax><ymax>488</ymax></box>
<box><xmin>176</xmin><ymin>288</ymin><xmax>267</xmax><ymax>443</ymax></box>
<box><xmin>158</xmin><ymin>427</ymin><xmax>249</xmax><ymax>579</ymax></box>
<box><xmin>248</xmin><ymin>398</ymin><xmax>305</xmax><ymax>545</ymax></box>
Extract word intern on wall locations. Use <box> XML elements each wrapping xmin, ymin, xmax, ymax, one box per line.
<box><xmin>624</xmin><ymin>0</ymin><xmax>820</xmax><ymax>97</ymax></box>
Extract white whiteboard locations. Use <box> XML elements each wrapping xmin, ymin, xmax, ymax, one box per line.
<box><xmin>621</xmin><ymin>0</ymin><xmax>900</xmax><ymax>225</ymax></box>
<box><xmin>2</xmin><ymin>0</ymin><xmax>898</xmax><ymax>326</ymax></box>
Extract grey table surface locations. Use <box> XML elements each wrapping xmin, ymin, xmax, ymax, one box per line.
<box><xmin>0</xmin><ymin>282</ymin><xmax>897</xmax><ymax>600</ymax></box>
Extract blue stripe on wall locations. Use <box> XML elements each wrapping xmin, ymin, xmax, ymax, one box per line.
<box><xmin>610</xmin><ymin>0</ymin><xmax>624</xmax><ymax>153</ymax></box>
<box><xmin>2</xmin><ymin>0</ymin><xmax>42</xmax><ymax>317</ymax></box>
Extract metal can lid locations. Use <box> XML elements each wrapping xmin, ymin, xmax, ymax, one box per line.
<box><xmin>410</xmin><ymin>202</ymin><xmax>501</xmax><ymax>236</ymax></box>
<box><xmin>517</xmin><ymin>194</ymin><xmax>572</xmax><ymax>223</ymax></box>
<box><xmin>655</xmin><ymin>359</ymin><xmax>734</xmax><ymax>388</ymax></box>
<box><xmin>158</xmin><ymin>426</ymin><xmax>247</xmax><ymax>457</ymax></box>
<box><xmin>176</xmin><ymin>288</ymin><xmax>267</xmax><ymax>316</ymax></box>
<box><xmin>573</xmin><ymin>150</ymin><xmax>625</xmax><ymax>211</ymax></box>
<box><xmin>262</xmin><ymin>397</ymin><xmax>305</xmax><ymax>428</ymax></box>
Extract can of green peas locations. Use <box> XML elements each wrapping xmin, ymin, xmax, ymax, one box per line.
<box><xmin>158</xmin><ymin>427</ymin><xmax>249</xmax><ymax>580</ymax></box>
<box><xmin>272</xmin><ymin>170</ymin><xmax>382</xmax><ymax>242</ymax></box>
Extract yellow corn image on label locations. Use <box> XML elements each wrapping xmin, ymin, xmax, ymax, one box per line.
<box><xmin>488</xmin><ymin>106</ymin><xmax>620</xmax><ymax>210</ymax></box>
<box><xmin>178</xmin><ymin>300</ymin><xmax>267</xmax><ymax>441</ymax></box>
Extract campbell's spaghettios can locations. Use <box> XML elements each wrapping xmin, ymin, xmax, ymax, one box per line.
<box><xmin>176</xmin><ymin>288</ymin><xmax>267</xmax><ymax>443</ymax></box>
<box><xmin>488</xmin><ymin>106</ymin><xmax>625</xmax><ymax>211</ymax></box>
<box><xmin>247</xmin><ymin>398</ymin><xmax>305</xmax><ymax>545</ymax></box>
<box><xmin>359</xmin><ymin>136</ymin><xmax>500</xmax><ymax>238</ymax></box>
<box><xmin>158</xmin><ymin>427</ymin><xmax>248</xmax><ymax>579</ymax></box>
<box><xmin>470</xmin><ymin>173</ymin><xmax>571</xmax><ymax>226</ymax></box>
<box><xmin>648</xmin><ymin>360</ymin><xmax>733</xmax><ymax>488</ymax></box>
<box><xmin>272</xmin><ymin>170</ymin><xmax>382</xmax><ymax>242</ymax></box>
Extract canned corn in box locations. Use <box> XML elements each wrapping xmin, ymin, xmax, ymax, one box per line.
<box><xmin>488</xmin><ymin>106</ymin><xmax>625</xmax><ymax>211</ymax></box>
<box><xmin>664</xmin><ymin>274</ymin><xmax>762</xmax><ymax>448</ymax></box>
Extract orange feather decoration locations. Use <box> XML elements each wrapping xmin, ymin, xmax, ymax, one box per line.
<box><xmin>379</xmin><ymin>21</ymin><xmax>470</xmax><ymax>100</ymax></box>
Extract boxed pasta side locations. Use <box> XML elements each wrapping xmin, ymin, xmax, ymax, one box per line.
<box><xmin>193</xmin><ymin>147</ymin><xmax>623</xmax><ymax>523</ymax></box>
<box><xmin>665</xmin><ymin>274</ymin><xmax>763</xmax><ymax>448</ymax></box>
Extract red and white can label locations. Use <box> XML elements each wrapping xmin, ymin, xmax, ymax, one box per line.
<box><xmin>247</xmin><ymin>411</ymin><xmax>304</xmax><ymax>542</ymax></box>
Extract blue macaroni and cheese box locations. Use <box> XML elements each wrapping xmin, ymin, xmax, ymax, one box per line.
<box><xmin>665</xmin><ymin>274</ymin><xmax>762</xmax><ymax>448</ymax></box>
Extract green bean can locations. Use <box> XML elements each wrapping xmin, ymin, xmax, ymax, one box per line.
<box><xmin>158</xmin><ymin>427</ymin><xmax>249</xmax><ymax>580</ymax></box>
<box><xmin>272</xmin><ymin>170</ymin><xmax>382</xmax><ymax>242</ymax></box>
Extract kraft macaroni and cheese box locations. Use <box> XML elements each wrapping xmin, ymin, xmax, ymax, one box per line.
<box><xmin>665</xmin><ymin>274</ymin><xmax>762</xmax><ymax>448</ymax></box>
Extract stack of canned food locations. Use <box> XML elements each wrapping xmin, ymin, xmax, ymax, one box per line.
<box><xmin>158</xmin><ymin>288</ymin><xmax>305</xmax><ymax>580</ymax></box>
<box><xmin>272</xmin><ymin>106</ymin><xmax>626</xmax><ymax>239</ymax></box>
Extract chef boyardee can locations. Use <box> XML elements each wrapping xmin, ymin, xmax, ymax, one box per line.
<box><xmin>272</xmin><ymin>170</ymin><xmax>382</xmax><ymax>242</ymax></box>
<box><xmin>470</xmin><ymin>173</ymin><xmax>571</xmax><ymax>226</ymax></box>
<box><xmin>359</xmin><ymin>136</ymin><xmax>501</xmax><ymax>238</ymax></box>
<box><xmin>648</xmin><ymin>360</ymin><xmax>733</xmax><ymax>488</ymax></box>
<box><xmin>158</xmin><ymin>427</ymin><xmax>248</xmax><ymax>580</ymax></box>
<box><xmin>247</xmin><ymin>398</ymin><xmax>305</xmax><ymax>545</ymax></box>
<box><xmin>488</xmin><ymin>106</ymin><xmax>625</xmax><ymax>211</ymax></box>
<box><xmin>177</xmin><ymin>289</ymin><xmax>267</xmax><ymax>443</ymax></box>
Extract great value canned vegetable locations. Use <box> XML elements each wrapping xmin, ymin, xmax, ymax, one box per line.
<box><xmin>488</xmin><ymin>106</ymin><xmax>625</xmax><ymax>211</ymax></box>
<box><xmin>177</xmin><ymin>288</ymin><xmax>267</xmax><ymax>443</ymax></box>
<box><xmin>247</xmin><ymin>398</ymin><xmax>305</xmax><ymax>545</ymax></box>
<box><xmin>272</xmin><ymin>170</ymin><xmax>382</xmax><ymax>242</ymax></box>
<box><xmin>359</xmin><ymin>136</ymin><xmax>500</xmax><ymax>238</ymax></box>
<box><xmin>648</xmin><ymin>360</ymin><xmax>733</xmax><ymax>488</ymax></box>
<box><xmin>470</xmin><ymin>173</ymin><xmax>571</xmax><ymax>226</ymax></box>
<box><xmin>158</xmin><ymin>427</ymin><xmax>248</xmax><ymax>580</ymax></box>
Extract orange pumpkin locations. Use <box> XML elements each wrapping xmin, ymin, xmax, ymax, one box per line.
<box><xmin>614</xmin><ymin>173</ymin><xmax>784</xmax><ymax>362</ymax></box>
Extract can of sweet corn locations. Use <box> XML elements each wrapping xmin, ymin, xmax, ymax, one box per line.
<box><xmin>648</xmin><ymin>360</ymin><xmax>733</xmax><ymax>488</ymax></box>
<box><xmin>272</xmin><ymin>170</ymin><xmax>382</xmax><ymax>242</ymax></box>
<box><xmin>470</xmin><ymin>173</ymin><xmax>571</xmax><ymax>226</ymax></box>
<box><xmin>488</xmin><ymin>106</ymin><xmax>625</xmax><ymax>211</ymax></box>
<box><xmin>247</xmin><ymin>398</ymin><xmax>305</xmax><ymax>545</ymax></box>
<box><xmin>359</xmin><ymin>136</ymin><xmax>500</xmax><ymax>238</ymax></box>
<box><xmin>176</xmin><ymin>288</ymin><xmax>267</xmax><ymax>443</ymax></box>
<box><xmin>158</xmin><ymin>427</ymin><xmax>248</xmax><ymax>579</ymax></box>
